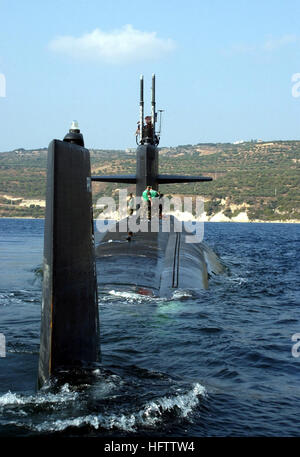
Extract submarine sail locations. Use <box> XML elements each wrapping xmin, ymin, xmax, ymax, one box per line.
<box><xmin>92</xmin><ymin>74</ymin><xmax>212</xmax><ymax>196</ymax></box>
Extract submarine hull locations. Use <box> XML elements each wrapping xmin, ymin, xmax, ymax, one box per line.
<box><xmin>95</xmin><ymin>216</ymin><xmax>224</xmax><ymax>298</ymax></box>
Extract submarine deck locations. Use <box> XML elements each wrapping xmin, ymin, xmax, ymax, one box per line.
<box><xmin>95</xmin><ymin>216</ymin><xmax>224</xmax><ymax>297</ymax></box>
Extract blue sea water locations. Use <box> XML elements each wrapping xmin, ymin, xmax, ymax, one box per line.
<box><xmin>0</xmin><ymin>218</ymin><xmax>299</xmax><ymax>437</ymax></box>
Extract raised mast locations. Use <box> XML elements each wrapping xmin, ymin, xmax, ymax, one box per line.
<box><xmin>151</xmin><ymin>73</ymin><xmax>156</xmax><ymax>143</ymax></box>
<box><xmin>139</xmin><ymin>75</ymin><xmax>144</xmax><ymax>144</ymax></box>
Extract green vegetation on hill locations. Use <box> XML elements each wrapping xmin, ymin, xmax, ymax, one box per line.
<box><xmin>0</xmin><ymin>141</ymin><xmax>299</xmax><ymax>221</ymax></box>
<box><xmin>157</xmin><ymin>141</ymin><xmax>300</xmax><ymax>221</ymax></box>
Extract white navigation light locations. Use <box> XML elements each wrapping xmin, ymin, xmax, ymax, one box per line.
<box><xmin>70</xmin><ymin>120</ymin><xmax>79</xmax><ymax>131</ymax></box>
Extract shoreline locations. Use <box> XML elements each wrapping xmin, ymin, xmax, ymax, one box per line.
<box><xmin>1</xmin><ymin>216</ymin><xmax>299</xmax><ymax>224</ymax></box>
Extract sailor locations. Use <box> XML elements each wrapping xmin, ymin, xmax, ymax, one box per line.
<box><xmin>141</xmin><ymin>116</ymin><xmax>153</xmax><ymax>141</ymax></box>
<box><xmin>126</xmin><ymin>231</ymin><xmax>133</xmax><ymax>242</ymax></box>
<box><xmin>158</xmin><ymin>191</ymin><xmax>164</xmax><ymax>219</ymax></box>
<box><xmin>136</xmin><ymin>116</ymin><xmax>159</xmax><ymax>145</ymax></box>
<box><xmin>142</xmin><ymin>185</ymin><xmax>152</xmax><ymax>220</ymax></box>
<box><xmin>150</xmin><ymin>188</ymin><xmax>159</xmax><ymax>199</ymax></box>
<box><xmin>135</xmin><ymin>121</ymin><xmax>141</xmax><ymax>135</ymax></box>
<box><xmin>142</xmin><ymin>185</ymin><xmax>152</xmax><ymax>201</ymax></box>
<box><xmin>149</xmin><ymin>188</ymin><xmax>159</xmax><ymax>218</ymax></box>
<box><xmin>127</xmin><ymin>192</ymin><xmax>135</xmax><ymax>216</ymax></box>
<box><xmin>136</xmin><ymin>117</ymin><xmax>151</xmax><ymax>136</ymax></box>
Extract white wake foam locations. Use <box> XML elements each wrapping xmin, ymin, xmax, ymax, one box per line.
<box><xmin>0</xmin><ymin>384</ymin><xmax>78</xmax><ymax>407</ymax></box>
<box><xmin>17</xmin><ymin>382</ymin><xmax>206</xmax><ymax>433</ymax></box>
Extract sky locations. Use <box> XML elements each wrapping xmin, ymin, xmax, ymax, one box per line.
<box><xmin>1</xmin><ymin>0</ymin><xmax>300</xmax><ymax>150</ymax></box>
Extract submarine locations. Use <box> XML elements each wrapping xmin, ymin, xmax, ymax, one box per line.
<box><xmin>93</xmin><ymin>74</ymin><xmax>224</xmax><ymax>298</ymax></box>
<box><xmin>37</xmin><ymin>74</ymin><xmax>224</xmax><ymax>387</ymax></box>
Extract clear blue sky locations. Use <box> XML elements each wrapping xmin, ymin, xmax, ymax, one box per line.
<box><xmin>1</xmin><ymin>0</ymin><xmax>300</xmax><ymax>150</ymax></box>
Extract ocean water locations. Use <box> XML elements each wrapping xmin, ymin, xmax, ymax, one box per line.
<box><xmin>0</xmin><ymin>218</ymin><xmax>299</xmax><ymax>437</ymax></box>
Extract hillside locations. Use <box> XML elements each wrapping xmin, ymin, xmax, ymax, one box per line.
<box><xmin>0</xmin><ymin>141</ymin><xmax>299</xmax><ymax>221</ymax></box>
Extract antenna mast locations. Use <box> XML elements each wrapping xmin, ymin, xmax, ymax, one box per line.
<box><xmin>151</xmin><ymin>74</ymin><xmax>156</xmax><ymax>143</ymax></box>
<box><xmin>139</xmin><ymin>75</ymin><xmax>144</xmax><ymax>144</ymax></box>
